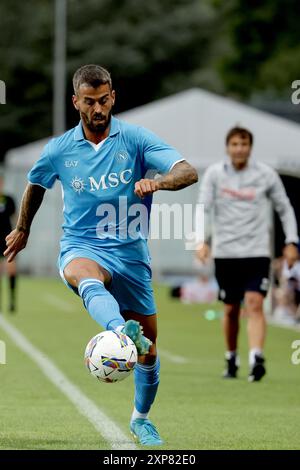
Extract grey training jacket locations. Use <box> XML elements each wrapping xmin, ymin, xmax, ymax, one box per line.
<box><xmin>197</xmin><ymin>159</ymin><xmax>299</xmax><ymax>258</ymax></box>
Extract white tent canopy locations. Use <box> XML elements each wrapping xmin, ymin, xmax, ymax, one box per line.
<box><xmin>118</xmin><ymin>88</ymin><xmax>300</xmax><ymax>176</ymax></box>
<box><xmin>6</xmin><ymin>88</ymin><xmax>300</xmax><ymax>174</ymax></box>
<box><xmin>6</xmin><ymin>138</ymin><xmax>49</xmax><ymax>170</ymax></box>
<box><xmin>4</xmin><ymin>88</ymin><xmax>300</xmax><ymax>276</ymax></box>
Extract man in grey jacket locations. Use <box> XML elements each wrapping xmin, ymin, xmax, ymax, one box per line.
<box><xmin>196</xmin><ymin>126</ymin><xmax>299</xmax><ymax>381</ymax></box>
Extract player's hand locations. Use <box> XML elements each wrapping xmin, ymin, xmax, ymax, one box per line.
<box><xmin>134</xmin><ymin>179</ymin><xmax>159</xmax><ymax>199</ymax></box>
<box><xmin>195</xmin><ymin>242</ymin><xmax>211</xmax><ymax>264</ymax></box>
<box><xmin>283</xmin><ymin>243</ymin><xmax>299</xmax><ymax>269</ymax></box>
<box><xmin>4</xmin><ymin>228</ymin><xmax>29</xmax><ymax>262</ymax></box>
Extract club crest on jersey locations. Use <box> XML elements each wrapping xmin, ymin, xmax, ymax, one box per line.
<box><xmin>115</xmin><ymin>150</ymin><xmax>129</xmax><ymax>162</ymax></box>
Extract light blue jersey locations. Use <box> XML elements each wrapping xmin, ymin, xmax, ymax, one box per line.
<box><xmin>28</xmin><ymin>117</ymin><xmax>184</xmax><ymax>314</ymax></box>
<box><xmin>28</xmin><ymin>117</ymin><xmax>183</xmax><ymax>254</ymax></box>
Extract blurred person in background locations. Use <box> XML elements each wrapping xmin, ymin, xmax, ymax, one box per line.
<box><xmin>272</xmin><ymin>244</ymin><xmax>300</xmax><ymax>325</ymax></box>
<box><xmin>196</xmin><ymin>127</ymin><xmax>299</xmax><ymax>381</ymax></box>
<box><xmin>0</xmin><ymin>170</ymin><xmax>17</xmax><ymax>313</ymax></box>
<box><xmin>170</xmin><ymin>255</ymin><xmax>218</xmax><ymax>304</ymax></box>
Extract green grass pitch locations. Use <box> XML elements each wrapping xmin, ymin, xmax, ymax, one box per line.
<box><xmin>0</xmin><ymin>276</ymin><xmax>299</xmax><ymax>450</ymax></box>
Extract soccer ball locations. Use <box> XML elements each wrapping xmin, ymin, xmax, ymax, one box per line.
<box><xmin>84</xmin><ymin>330</ymin><xmax>138</xmax><ymax>383</ymax></box>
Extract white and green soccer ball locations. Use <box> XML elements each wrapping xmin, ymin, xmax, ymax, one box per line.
<box><xmin>84</xmin><ymin>330</ymin><xmax>137</xmax><ymax>383</ymax></box>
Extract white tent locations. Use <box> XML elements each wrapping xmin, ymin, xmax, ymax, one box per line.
<box><xmin>4</xmin><ymin>88</ymin><xmax>300</xmax><ymax>276</ymax></box>
<box><xmin>118</xmin><ymin>88</ymin><xmax>300</xmax><ymax>176</ymax></box>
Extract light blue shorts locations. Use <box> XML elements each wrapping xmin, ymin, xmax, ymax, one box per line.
<box><xmin>58</xmin><ymin>243</ymin><xmax>156</xmax><ymax>315</ymax></box>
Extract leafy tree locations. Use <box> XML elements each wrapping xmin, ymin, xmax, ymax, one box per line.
<box><xmin>0</xmin><ymin>0</ymin><xmax>53</xmax><ymax>158</ymax></box>
<box><xmin>217</xmin><ymin>0</ymin><xmax>300</xmax><ymax>98</ymax></box>
<box><xmin>66</xmin><ymin>0</ymin><xmax>221</xmax><ymax>123</ymax></box>
<box><xmin>0</xmin><ymin>0</ymin><xmax>220</xmax><ymax>160</ymax></box>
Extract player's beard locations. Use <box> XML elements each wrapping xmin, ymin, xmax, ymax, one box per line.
<box><xmin>83</xmin><ymin>109</ymin><xmax>112</xmax><ymax>134</ymax></box>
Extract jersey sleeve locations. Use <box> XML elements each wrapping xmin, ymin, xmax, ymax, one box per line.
<box><xmin>27</xmin><ymin>141</ymin><xmax>58</xmax><ymax>189</ymax></box>
<box><xmin>138</xmin><ymin>127</ymin><xmax>184</xmax><ymax>174</ymax></box>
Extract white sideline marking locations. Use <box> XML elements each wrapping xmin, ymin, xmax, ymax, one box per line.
<box><xmin>159</xmin><ymin>348</ymin><xmax>188</xmax><ymax>364</ymax></box>
<box><xmin>0</xmin><ymin>315</ymin><xmax>137</xmax><ymax>450</ymax></box>
<box><xmin>43</xmin><ymin>293</ymin><xmax>73</xmax><ymax>313</ymax></box>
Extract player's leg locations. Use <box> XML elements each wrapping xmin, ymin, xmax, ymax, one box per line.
<box><xmin>244</xmin><ymin>291</ymin><xmax>266</xmax><ymax>381</ymax></box>
<box><xmin>106</xmin><ymin>259</ymin><xmax>161</xmax><ymax>444</ymax></box>
<box><xmin>245</xmin><ymin>291</ymin><xmax>266</xmax><ymax>350</ymax></box>
<box><xmin>222</xmin><ymin>302</ymin><xmax>241</xmax><ymax>377</ymax></box>
<box><xmin>6</xmin><ymin>258</ymin><xmax>17</xmax><ymax>313</ymax></box>
<box><xmin>63</xmin><ymin>257</ymin><xmax>125</xmax><ymax>330</ymax></box>
<box><xmin>244</xmin><ymin>257</ymin><xmax>270</xmax><ymax>382</ymax></box>
<box><xmin>223</xmin><ymin>303</ymin><xmax>240</xmax><ymax>352</ymax></box>
<box><xmin>122</xmin><ymin>310</ymin><xmax>162</xmax><ymax>445</ymax></box>
<box><xmin>62</xmin><ymin>256</ymin><xmax>152</xmax><ymax>352</ymax></box>
<box><xmin>215</xmin><ymin>258</ymin><xmax>243</xmax><ymax>378</ymax></box>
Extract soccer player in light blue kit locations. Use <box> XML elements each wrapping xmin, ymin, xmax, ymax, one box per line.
<box><xmin>4</xmin><ymin>65</ymin><xmax>198</xmax><ymax>446</ymax></box>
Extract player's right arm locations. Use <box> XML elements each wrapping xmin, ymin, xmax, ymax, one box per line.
<box><xmin>4</xmin><ymin>183</ymin><xmax>46</xmax><ymax>262</ymax></box>
<box><xmin>196</xmin><ymin>242</ymin><xmax>211</xmax><ymax>264</ymax></box>
<box><xmin>4</xmin><ymin>139</ymin><xmax>58</xmax><ymax>262</ymax></box>
<box><xmin>267</xmin><ymin>167</ymin><xmax>299</xmax><ymax>264</ymax></box>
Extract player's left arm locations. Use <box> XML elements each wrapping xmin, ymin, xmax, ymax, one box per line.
<box><xmin>268</xmin><ymin>170</ymin><xmax>299</xmax><ymax>260</ymax></box>
<box><xmin>134</xmin><ymin>161</ymin><xmax>198</xmax><ymax>198</ymax></box>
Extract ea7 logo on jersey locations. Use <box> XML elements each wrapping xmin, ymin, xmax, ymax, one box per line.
<box><xmin>65</xmin><ymin>160</ymin><xmax>78</xmax><ymax>167</ymax></box>
<box><xmin>89</xmin><ymin>169</ymin><xmax>133</xmax><ymax>191</ymax></box>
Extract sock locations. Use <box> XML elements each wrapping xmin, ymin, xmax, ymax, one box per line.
<box><xmin>132</xmin><ymin>357</ymin><xmax>160</xmax><ymax>420</ymax></box>
<box><xmin>131</xmin><ymin>407</ymin><xmax>149</xmax><ymax>421</ymax></box>
<box><xmin>249</xmin><ymin>348</ymin><xmax>263</xmax><ymax>366</ymax></box>
<box><xmin>225</xmin><ymin>351</ymin><xmax>240</xmax><ymax>366</ymax></box>
<box><xmin>78</xmin><ymin>278</ymin><xmax>124</xmax><ymax>330</ymax></box>
<box><xmin>225</xmin><ymin>350</ymin><xmax>237</xmax><ymax>360</ymax></box>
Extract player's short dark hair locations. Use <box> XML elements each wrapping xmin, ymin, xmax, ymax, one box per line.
<box><xmin>226</xmin><ymin>127</ymin><xmax>253</xmax><ymax>146</ymax></box>
<box><xmin>73</xmin><ymin>65</ymin><xmax>112</xmax><ymax>95</ymax></box>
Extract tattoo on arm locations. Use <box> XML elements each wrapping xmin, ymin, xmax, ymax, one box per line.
<box><xmin>16</xmin><ymin>184</ymin><xmax>46</xmax><ymax>233</ymax></box>
<box><xmin>156</xmin><ymin>161</ymin><xmax>198</xmax><ymax>191</ymax></box>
